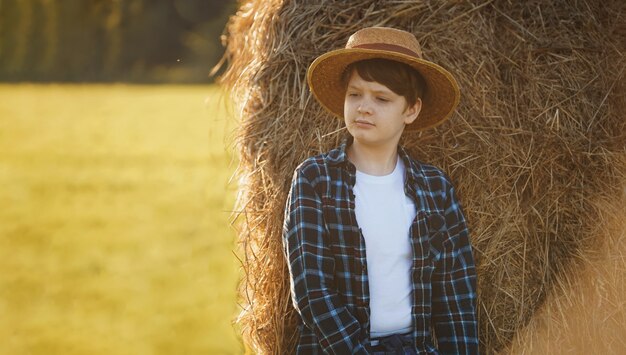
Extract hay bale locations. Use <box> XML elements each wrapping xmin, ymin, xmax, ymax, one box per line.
<box><xmin>507</xmin><ymin>189</ymin><xmax>626</xmax><ymax>354</ymax></box>
<box><xmin>217</xmin><ymin>0</ymin><xmax>626</xmax><ymax>353</ymax></box>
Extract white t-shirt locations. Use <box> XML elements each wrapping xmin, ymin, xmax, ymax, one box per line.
<box><xmin>353</xmin><ymin>156</ymin><xmax>417</xmax><ymax>338</ymax></box>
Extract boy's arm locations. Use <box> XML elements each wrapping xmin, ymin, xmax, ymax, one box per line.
<box><xmin>431</xmin><ymin>184</ymin><xmax>479</xmax><ymax>354</ymax></box>
<box><xmin>282</xmin><ymin>169</ymin><xmax>368</xmax><ymax>354</ymax></box>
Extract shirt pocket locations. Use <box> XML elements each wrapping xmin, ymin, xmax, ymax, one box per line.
<box><xmin>425</xmin><ymin>212</ymin><xmax>448</xmax><ymax>262</ymax></box>
<box><xmin>320</xmin><ymin>196</ymin><xmax>355</xmax><ymax>237</ymax></box>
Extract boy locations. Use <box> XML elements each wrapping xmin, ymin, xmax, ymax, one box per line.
<box><xmin>282</xmin><ymin>27</ymin><xmax>478</xmax><ymax>354</ymax></box>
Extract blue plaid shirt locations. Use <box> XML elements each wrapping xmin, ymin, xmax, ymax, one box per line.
<box><xmin>282</xmin><ymin>137</ymin><xmax>478</xmax><ymax>354</ymax></box>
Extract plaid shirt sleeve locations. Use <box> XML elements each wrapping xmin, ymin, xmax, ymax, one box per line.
<box><xmin>282</xmin><ymin>167</ymin><xmax>368</xmax><ymax>354</ymax></box>
<box><xmin>431</xmin><ymin>182</ymin><xmax>479</xmax><ymax>354</ymax></box>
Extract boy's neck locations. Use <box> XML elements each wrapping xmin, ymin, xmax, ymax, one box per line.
<box><xmin>347</xmin><ymin>139</ymin><xmax>399</xmax><ymax>176</ymax></box>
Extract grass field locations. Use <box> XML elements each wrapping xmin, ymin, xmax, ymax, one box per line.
<box><xmin>0</xmin><ymin>84</ymin><xmax>242</xmax><ymax>354</ymax></box>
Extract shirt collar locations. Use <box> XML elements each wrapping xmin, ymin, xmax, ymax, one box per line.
<box><xmin>324</xmin><ymin>136</ymin><xmax>423</xmax><ymax>186</ymax></box>
<box><xmin>324</xmin><ymin>136</ymin><xmax>352</xmax><ymax>167</ymax></box>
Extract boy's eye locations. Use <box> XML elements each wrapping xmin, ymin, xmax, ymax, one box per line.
<box><xmin>348</xmin><ymin>93</ymin><xmax>360</xmax><ymax>97</ymax></box>
<box><xmin>377</xmin><ymin>97</ymin><xmax>389</xmax><ymax>102</ymax></box>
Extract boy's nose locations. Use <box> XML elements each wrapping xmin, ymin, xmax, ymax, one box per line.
<box><xmin>357</xmin><ymin>103</ymin><xmax>372</xmax><ymax>114</ymax></box>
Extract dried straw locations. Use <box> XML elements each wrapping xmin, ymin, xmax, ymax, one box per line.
<box><xmin>217</xmin><ymin>0</ymin><xmax>626</xmax><ymax>353</ymax></box>
<box><xmin>506</xmin><ymin>186</ymin><xmax>626</xmax><ymax>354</ymax></box>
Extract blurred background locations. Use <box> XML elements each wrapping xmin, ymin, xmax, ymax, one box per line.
<box><xmin>0</xmin><ymin>0</ymin><xmax>237</xmax><ymax>83</ymax></box>
<box><xmin>0</xmin><ymin>0</ymin><xmax>243</xmax><ymax>354</ymax></box>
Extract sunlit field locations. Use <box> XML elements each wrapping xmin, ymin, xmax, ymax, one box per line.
<box><xmin>0</xmin><ymin>84</ymin><xmax>242</xmax><ymax>354</ymax></box>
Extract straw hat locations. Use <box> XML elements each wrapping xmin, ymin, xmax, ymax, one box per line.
<box><xmin>307</xmin><ymin>26</ymin><xmax>461</xmax><ymax>131</ymax></box>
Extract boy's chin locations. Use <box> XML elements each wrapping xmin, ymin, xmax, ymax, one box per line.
<box><xmin>347</xmin><ymin>128</ymin><xmax>370</xmax><ymax>140</ymax></box>
<box><xmin>349</xmin><ymin>132</ymin><xmax>382</xmax><ymax>146</ymax></box>
<box><xmin>349</xmin><ymin>130</ymin><xmax>405</xmax><ymax>148</ymax></box>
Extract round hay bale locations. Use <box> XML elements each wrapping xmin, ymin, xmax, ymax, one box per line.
<box><xmin>217</xmin><ymin>0</ymin><xmax>626</xmax><ymax>353</ymax></box>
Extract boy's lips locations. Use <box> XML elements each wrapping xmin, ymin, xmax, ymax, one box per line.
<box><xmin>354</xmin><ymin>119</ymin><xmax>374</xmax><ymax>126</ymax></box>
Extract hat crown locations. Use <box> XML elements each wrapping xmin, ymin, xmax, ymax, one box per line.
<box><xmin>345</xmin><ymin>27</ymin><xmax>423</xmax><ymax>58</ymax></box>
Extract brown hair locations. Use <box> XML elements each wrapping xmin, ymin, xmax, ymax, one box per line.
<box><xmin>341</xmin><ymin>58</ymin><xmax>427</xmax><ymax>110</ymax></box>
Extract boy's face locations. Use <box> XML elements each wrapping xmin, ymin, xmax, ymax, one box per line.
<box><xmin>343</xmin><ymin>70</ymin><xmax>421</xmax><ymax>148</ymax></box>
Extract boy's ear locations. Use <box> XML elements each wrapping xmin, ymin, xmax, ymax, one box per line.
<box><xmin>404</xmin><ymin>98</ymin><xmax>422</xmax><ymax>125</ymax></box>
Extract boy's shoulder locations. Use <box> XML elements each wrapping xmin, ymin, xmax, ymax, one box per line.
<box><xmin>413</xmin><ymin>159</ymin><xmax>455</xmax><ymax>188</ymax></box>
<box><xmin>409</xmin><ymin>157</ymin><xmax>448</xmax><ymax>177</ymax></box>
<box><xmin>398</xmin><ymin>146</ymin><xmax>453</xmax><ymax>183</ymax></box>
<box><xmin>292</xmin><ymin>149</ymin><xmax>338</xmax><ymax>182</ymax></box>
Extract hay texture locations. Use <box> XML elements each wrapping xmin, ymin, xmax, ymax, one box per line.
<box><xmin>507</xmin><ymin>192</ymin><xmax>626</xmax><ymax>354</ymax></box>
<box><xmin>218</xmin><ymin>0</ymin><xmax>625</xmax><ymax>353</ymax></box>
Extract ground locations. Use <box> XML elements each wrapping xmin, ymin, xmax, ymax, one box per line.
<box><xmin>0</xmin><ymin>84</ymin><xmax>242</xmax><ymax>354</ymax></box>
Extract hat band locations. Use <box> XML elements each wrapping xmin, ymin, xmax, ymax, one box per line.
<box><xmin>351</xmin><ymin>43</ymin><xmax>420</xmax><ymax>58</ymax></box>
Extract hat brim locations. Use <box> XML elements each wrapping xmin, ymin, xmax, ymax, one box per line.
<box><xmin>307</xmin><ymin>48</ymin><xmax>461</xmax><ymax>131</ymax></box>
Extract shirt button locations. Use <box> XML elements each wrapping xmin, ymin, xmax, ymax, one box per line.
<box><xmin>361</xmin><ymin>264</ymin><xmax>367</xmax><ymax>272</ymax></box>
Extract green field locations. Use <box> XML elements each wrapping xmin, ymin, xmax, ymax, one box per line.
<box><xmin>0</xmin><ymin>84</ymin><xmax>242</xmax><ymax>354</ymax></box>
